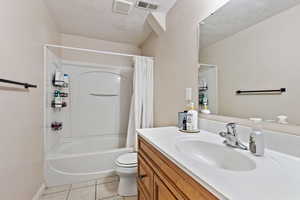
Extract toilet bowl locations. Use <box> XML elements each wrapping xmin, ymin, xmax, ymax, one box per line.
<box><xmin>115</xmin><ymin>152</ymin><xmax>137</xmax><ymax>196</ymax></box>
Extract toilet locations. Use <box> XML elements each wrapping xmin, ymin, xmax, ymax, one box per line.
<box><xmin>115</xmin><ymin>152</ymin><xmax>138</xmax><ymax>196</ymax></box>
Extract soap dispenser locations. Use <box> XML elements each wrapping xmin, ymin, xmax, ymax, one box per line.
<box><xmin>249</xmin><ymin>118</ymin><xmax>265</xmax><ymax>156</ymax></box>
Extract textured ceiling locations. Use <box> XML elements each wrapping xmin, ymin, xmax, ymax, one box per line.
<box><xmin>45</xmin><ymin>0</ymin><xmax>176</xmax><ymax>46</ymax></box>
<box><xmin>200</xmin><ymin>0</ymin><xmax>300</xmax><ymax>49</ymax></box>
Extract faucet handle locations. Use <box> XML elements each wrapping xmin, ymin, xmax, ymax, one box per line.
<box><xmin>219</xmin><ymin>131</ymin><xmax>227</xmax><ymax>138</ymax></box>
<box><xmin>226</xmin><ymin>123</ymin><xmax>237</xmax><ymax>135</ymax></box>
<box><xmin>226</xmin><ymin>122</ymin><xmax>236</xmax><ymax>128</ymax></box>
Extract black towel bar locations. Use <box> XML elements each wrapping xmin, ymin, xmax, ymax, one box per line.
<box><xmin>236</xmin><ymin>88</ymin><xmax>286</xmax><ymax>94</ymax></box>
<box><xmin>0</xmin><ymin>78</ymin><xmax>37</xmax><ymax>89</ymax></box>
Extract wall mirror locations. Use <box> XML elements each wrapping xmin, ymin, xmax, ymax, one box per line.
<box><xmin>198</xmin><ymin>0</ymin><xmax>300</xmax><ymax>126</ymax></box>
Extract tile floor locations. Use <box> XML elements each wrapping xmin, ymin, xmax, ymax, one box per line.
<box><xmin>40</xmin><ymin>176</ymin><xmax>137</xmax><ymax>200</ymax></box>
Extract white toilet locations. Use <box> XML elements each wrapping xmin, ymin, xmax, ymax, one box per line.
<box><xmin>115</xmin><ymin>152</ymin><xmax>138</xmax><ymax>196</ymax></box>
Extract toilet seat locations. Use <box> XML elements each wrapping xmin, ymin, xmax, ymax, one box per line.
<box><xmin>116</xmin><ymin>152</ymin><xmax>137</xmax><ymax>168</ymax></box>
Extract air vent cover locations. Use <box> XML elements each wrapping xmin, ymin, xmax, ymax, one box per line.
<box><xmin>136</xmin><ymin>1</ymin><xmax>159</xmax><ymax>10</ymax></box>
<box><xmin>113</xmin><ymin>0</ymin><xmax>133</xmax><ymax>15</ymax></box>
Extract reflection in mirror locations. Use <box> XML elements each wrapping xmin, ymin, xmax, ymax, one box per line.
<box><xmin>198</xmin><ymin>64</ymin><xmax>218</xmax><ymax>115</ymax></box>
<box><xmin>199</xmin><ymin>0</ymin><xmax>300</xmax><ymax>125</ymax></box>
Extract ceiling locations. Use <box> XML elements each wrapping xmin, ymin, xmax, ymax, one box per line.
<box><xmin>200</xmin><ymin>0</ymin><xmax>300</xmax><ymax>49</ymax></box>
<box><xmin>45</xmin><ymin>0</ymin><xmax>177</xmax><ymax>46</ymax></box>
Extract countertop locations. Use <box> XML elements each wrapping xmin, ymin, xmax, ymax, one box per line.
<box><xmin>137</xmin><ymin>127</ymin><xmax>300</xmax><ymax>200</ymax></box>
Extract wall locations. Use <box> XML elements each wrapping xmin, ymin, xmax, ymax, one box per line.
<box><xmin>61</xmin><ymin>34</ymin><xmax>141</xmax><ymax>67</ymax></box>
<box><xmin>141</xmin><ymin>0</ymin><xmax>230</xmax><ymax>126</ymax></box>
<box><xmin>200</xmin><ymin>4</ymin><xmax>300</xmax><ymax>125</ymax></box>
<box><xmin>0</xmin><ymin>0</ymin><xmax>60</xmax><ymax>199</ymax></box>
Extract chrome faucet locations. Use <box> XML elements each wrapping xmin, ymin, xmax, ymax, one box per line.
<box><xmin>219</xmin><ymin>123</ymin><xmax>247</xmax><ymax>150</ymax></box>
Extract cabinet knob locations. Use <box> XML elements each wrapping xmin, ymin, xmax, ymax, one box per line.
<box><xmin>138</xmin><ymin>174</ymin><xmax>147</xmax><ymax>179</ymax></box>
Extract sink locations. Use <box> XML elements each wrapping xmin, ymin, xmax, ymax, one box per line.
<box><xmin>175</xmin><ymin>139</ymin><xmax>256</xmax><ymax>172</ymax></box>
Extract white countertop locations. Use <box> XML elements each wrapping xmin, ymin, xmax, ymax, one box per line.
<box><xmin>137</xmin><ymin>127</ymin><xmax>300</xmax><ymax>200</ymax></box>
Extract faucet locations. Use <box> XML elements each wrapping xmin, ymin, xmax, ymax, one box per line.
<box><xmin>219</xmin><ymin>123</ymin><xmax>247</xmax><ymax>150</ymax></box>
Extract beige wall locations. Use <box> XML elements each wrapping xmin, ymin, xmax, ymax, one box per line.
<box><xmin>0</xmin><ymin>0</ymin><xmax>60</xmax><ymax>199</ymax></box>
<box><xmin>141</xmin><ymin>0</ymin><xmax>230</xmax><ymax>126</ymax></box>
<box><xmin>200</xmin><ymin>4</ymin><xmax>300</xmax><ymax>125</ymax></box>
<box><xmin>61</xmin><ymin>34</ymin><xmax>141</xmax><ymax>67</ymax></box>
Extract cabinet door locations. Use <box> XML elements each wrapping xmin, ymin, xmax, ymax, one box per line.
<box><xmin>138</xmin><ymin>155</ymin><xmax>154</xmax><ymax>198</ymax></box>
<box><xmin>138</xmin><ymin>188</ymin><xmax>147</xmax><ymax>200</ymax></box>
<box><xmin>153</xmin><ymin>175</ymin><xmax>181</xmax><ymax>200</ymax></box>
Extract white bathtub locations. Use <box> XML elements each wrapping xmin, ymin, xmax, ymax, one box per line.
<box><xmin>45</xmin><ymin>136</ymin><xmax>132</xmax><ymax>186</ymax></box>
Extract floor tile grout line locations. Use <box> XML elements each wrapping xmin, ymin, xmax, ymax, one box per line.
<box><xmin>71</xmin><ymin>182</ymin><xmax>96</xmax><ymax>190</ymax></box>
<box><xmin>43</xmin><ymin>185</ymin><xmax>70</xmax><ymax>194</ymax></box>
<box><xmin>42</xmin><ymin>190</ymin><xmax>68</xmax><ymax>196</ymax></box>
<box><xmin>65</xmin><ymin>185</ymin><xmax>72</xmax><ymax>200</ymax></box>
<box><xmin>94</xmin><ymin>183</ymin><xmax>97</xmax><ymax>200</ymax></box>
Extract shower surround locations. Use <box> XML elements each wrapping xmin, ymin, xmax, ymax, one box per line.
<box><xmin>44</xmin><ymin>48</ymin><xmax>133</xmax><ymax>186</ymax></box>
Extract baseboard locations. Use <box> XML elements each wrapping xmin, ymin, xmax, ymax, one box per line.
<box><xmin>32</xmin><ymin>183</ymin><xmax>46</xmax><ymax>200</ymax></box>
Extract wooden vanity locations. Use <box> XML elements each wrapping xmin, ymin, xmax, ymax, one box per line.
<box><xmin>137</xmin><ymin>136</ymin><xmax>218</xmax><ymax>200</ymax></box>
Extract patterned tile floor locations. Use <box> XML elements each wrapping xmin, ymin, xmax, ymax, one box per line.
<box><xmin>40</xmin><ymin>176</ymin><xmax>137</xmax><ymax>200</ymax></box>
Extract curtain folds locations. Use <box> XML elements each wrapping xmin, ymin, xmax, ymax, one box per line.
<box><xmin>126</xmin><ymin>56</ymin><xmax>154</xmax><ymax>150</ymax></box>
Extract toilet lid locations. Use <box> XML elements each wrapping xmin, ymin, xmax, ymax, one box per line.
<box><xmin>116</xmin><ymin>153</ymin><xmax>137</xmax><ymax>167</ymax></box>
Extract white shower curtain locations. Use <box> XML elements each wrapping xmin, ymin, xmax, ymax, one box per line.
<box><xmin>126</xmin><ymin>56</ymin><xmax>154</xmax><ymax>150</ymax></box>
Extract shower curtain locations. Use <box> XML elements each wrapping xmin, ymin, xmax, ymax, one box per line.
<box><xmin>126</xmin><ymin>56</ymin><xmax>154</xmax><ymax>150</ymax></box>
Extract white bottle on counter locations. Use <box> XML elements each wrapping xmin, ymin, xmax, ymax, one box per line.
<box><xmin>277</xmin><ymin>115</ymin><xmax>288</xmax><ymax>124</ymax></box>
<box><xmin>187</xmin><ymin>102</ymin><xmax>198</xmax><ymax>130</ymax></box>
<box><xmin>184</xmin><ymin>88</ymin><xmax>198</xmax><ymax>131</ymax></box>
<box><xmin>249</xmin><ymin>118</ymin><xmax>264</xmax><ymax>156</ymax></box>
<box><xmin>186</xmin><ymin>113</ymin><xmax>193</xmax><ymax>131</ymax></box>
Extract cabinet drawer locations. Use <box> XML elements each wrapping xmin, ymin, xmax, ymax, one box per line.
<box><xmin>138</xmin><ymin>154</ymin><xmax>153</xmax><ymax>198</ymax></box>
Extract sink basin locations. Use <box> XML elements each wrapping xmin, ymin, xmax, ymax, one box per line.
<box><xmin>175</xmin><ymin>139</ymin><xmax>256</xmax><ymax>172</ymax></box>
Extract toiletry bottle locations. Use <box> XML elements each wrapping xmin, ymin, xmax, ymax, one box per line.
<box><xmin>178</xmin><ymin>112</ymin><xmax>187</xmax><ymax>130</ymax></box>
<box><xmin>249</xmin><ymin>118</ymin><xmax>264</xmax><ymax>156</ymax></box>
<box><xmin>277</xmin><ymin>115</ymin><xmax>288</xmax><ymax>124</ymax></box>
<box><xmin>185</xmin><ymin>88</ymin><xmax>195</xmax><ymax>112</ymax></box>
<box><xmin>182</xmin><ymin>117</ymin><xmax>187</xmax><ymax>131</ymax></box>
<box><xmin>201</xmin><ymin>95</ymin><xmax>211</xmax><ymax>114</ymax></box>
<box><xmin>187</xmin><ymin>102</ymin><xmax>198</xmax><ymax>130</ymax></box>
<box><xmin>53</xmin><ymin>70</ymin><xmax>64</xmax><ymax>87</ymax></box>
<box><xmin>51</xmin><ymin>122</ymin><xmax>63</xmax><ymax>131</ymax></box>
<box><xmin>52</xmin><ymin>96</ymin><xmax>63</xmax><ymax>108</ymax></box>
<box><xmin>186</xmin><ymin>113</ymin><xmax>193</xmax><ymax>131</ymax></box>
<box><xmin>63</xmin><ymin>74</ymin><xmax>69</xmax><ymax>88</ymax></box>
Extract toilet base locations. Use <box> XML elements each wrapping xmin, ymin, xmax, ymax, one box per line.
<box><xmin>116</xmin><ymin>166</ymin><xmax>137</xmax><ymax>197</ymax></box>
<box><xmin>118</xmin><ymin>175</ymin><xmax>137</xmax><ymax>196</ymax></box>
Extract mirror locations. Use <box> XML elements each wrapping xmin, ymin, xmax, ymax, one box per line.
<box><xmin>198</xmin><ymin>0</ymin><xmax>300</xmax><ymax>125</ymax></box>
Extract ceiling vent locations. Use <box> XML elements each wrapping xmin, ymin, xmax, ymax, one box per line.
<box><xmin>113</xmin><ymin>0</ymin><xmax>133</xmax><ymax>15</ymax></box>
<box><xmin>136</xmin><ymin>1</ymin><xmax>159</xmax><ymax>10</ymax></box>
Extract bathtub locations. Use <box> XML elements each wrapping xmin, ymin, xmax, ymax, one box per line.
<box><xmin>45</xmin><ymin>136</ymin><xmax>132</xmax><ymax>186</ymax></box>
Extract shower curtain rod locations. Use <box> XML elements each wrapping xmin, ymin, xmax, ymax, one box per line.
<box><xmin>45</xmin><ymin>44</ymin><xmax>152</xmax><ymax>58</ymax></box>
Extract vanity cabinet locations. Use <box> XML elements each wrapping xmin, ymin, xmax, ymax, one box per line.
<box><xmin>138</xmin><ymin>155</ymin><xmax>153</xmax><ymax>199</ymax></box>
<box><xmin>153</xmin><ymin>175</ymin><xmax>179</xmax><ymax>200</ymax></box>
<box><xmin>138</xmin><ymin>136</ymin><xmax>219</xmax><ymax>200</ymax></box>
